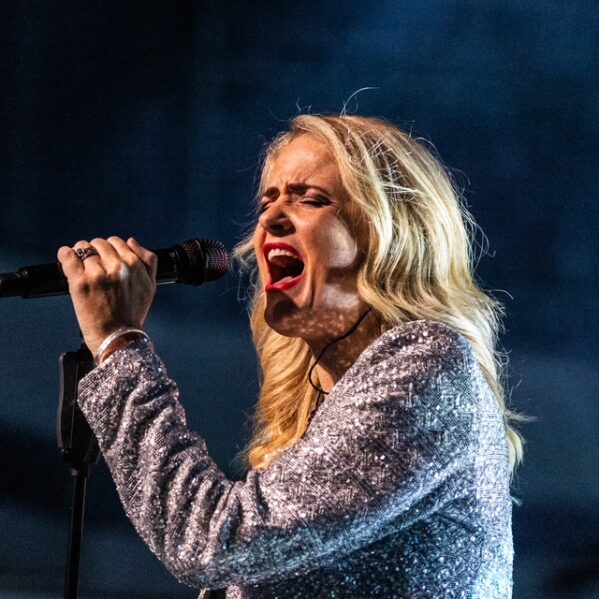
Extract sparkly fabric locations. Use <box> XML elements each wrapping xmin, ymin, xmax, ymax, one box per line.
<box><xmin>77</xmin><ymin>319</ymin><xmax>513</xmax><ymax>598</ymax></box>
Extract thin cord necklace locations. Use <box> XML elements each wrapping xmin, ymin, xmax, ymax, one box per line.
<box><xmin>308</xmin><ymin>307</ymin><xmax>372</xmax><ymax>396</ymax></box>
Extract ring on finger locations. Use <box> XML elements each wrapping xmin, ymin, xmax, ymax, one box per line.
<box><xmin>75</xmin><ymin>246</ymin><xmax>100</xmax><ymax>261</ymax></box>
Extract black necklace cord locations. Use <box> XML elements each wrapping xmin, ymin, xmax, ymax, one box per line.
<box><xmin>307</xmin><ymin>307</ymin><xmax>373</xmax><ymax>396</ymax></box>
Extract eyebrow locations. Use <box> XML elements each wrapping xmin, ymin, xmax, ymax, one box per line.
<box><xmin>261</xmin><ymin>183</ymin><xmax>334</xmax><ymax>198</ymax></box>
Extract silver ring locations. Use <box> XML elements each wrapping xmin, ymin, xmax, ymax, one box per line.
<box><xmin>75</xmin><ymin>246</ymin><xmax>99</xmax><ymax>261</ymax></box>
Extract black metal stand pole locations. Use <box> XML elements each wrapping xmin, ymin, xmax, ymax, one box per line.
<box><xmin>64</xmin><ymin>468</ymin><xmax>88</xmax><ymax>599</ymax></box>
<box><xmin>57</xmin><ymin>343</ymin><xmax>100</xmax><ymax>599</ymax></box>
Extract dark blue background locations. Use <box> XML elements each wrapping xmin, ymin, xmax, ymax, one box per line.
<box><xmin>1</xmin><ymin>2</ymin><xmax>598</xmax><ymax>597</ymax></box>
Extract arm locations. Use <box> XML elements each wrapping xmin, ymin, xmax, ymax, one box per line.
<box><xmin>77</xmin><ymin>319</ymin><xmax>479</xmax><ymax>589</ymax></box>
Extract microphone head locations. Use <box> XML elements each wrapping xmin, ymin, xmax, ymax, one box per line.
<box><xmin>178</xmin><ymin>239</ymin><xmax>229</xmax><ymax>285</ymax></box>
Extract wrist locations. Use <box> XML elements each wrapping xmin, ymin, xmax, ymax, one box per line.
<box><xmin>93</xmin><ymin>327</ymin><xmax>151</xmax><ymax>366</ymax></box>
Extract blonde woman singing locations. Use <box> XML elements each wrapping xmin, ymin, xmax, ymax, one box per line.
<box><xmin>57</xmin><ymin>115</ymin><xmax>526</xmax><ymax>598</ymax></box>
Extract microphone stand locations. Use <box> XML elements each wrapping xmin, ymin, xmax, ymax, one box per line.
<box><xmin>57</xmin><ymin>341</ymin><xmax>100</xmax><ymax>599</ymax></box>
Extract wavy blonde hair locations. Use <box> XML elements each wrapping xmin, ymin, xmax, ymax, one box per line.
<box><xmin>233</xmin><ymin>114</ymin><xmax>528</xmax><ymax>487</ymax></box>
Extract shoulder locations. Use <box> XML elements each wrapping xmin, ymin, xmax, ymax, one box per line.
<box><xmin>326</xmin><ymin>320</ymin><xmax>484</xmax><ymax>452</ymax></box>
<box><xmin>363</xmin><ymin>319</ymin><xmax>474</xmax><ymax>369</ymax></box>
<box><xmin>335</xmin><ymin>319</ymin><xmax>477</xmax><ymax>399</ymax></box>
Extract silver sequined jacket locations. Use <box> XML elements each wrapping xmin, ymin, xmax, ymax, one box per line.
<box><xmin>78</xmin><ymin>319</ymin><xmax>513</xmax><ymax>598</ymax></box>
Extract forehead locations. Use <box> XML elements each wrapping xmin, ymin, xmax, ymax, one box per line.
<box><xmin>263</xmin><ymin>135</ymin><xmax>339</xmax><ymax>190</ymax></box>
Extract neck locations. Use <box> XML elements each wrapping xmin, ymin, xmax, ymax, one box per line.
<box><xmin>307</xmin><ymin>309</ymin><xmax>381</xmax><ymax>394</ymax></box>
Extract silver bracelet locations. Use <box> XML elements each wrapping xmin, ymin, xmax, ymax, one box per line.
<box><xmin>93</xmin><ymin>327</ymin><xmax>150</xmax><ymax>366</ymax></box>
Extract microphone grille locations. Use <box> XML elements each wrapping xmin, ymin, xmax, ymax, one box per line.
<box><xmin>199</xmin><ymin>239</ymin><xmax>229</xmax><ymax>282</ymax></box>
<box><xmin>179</xmin><ymin>239</ymin><xmax>229</xmax><ymax>284</ymax></box>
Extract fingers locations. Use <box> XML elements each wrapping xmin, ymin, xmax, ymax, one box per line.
<box><xmin>57</xmin><ymin>245</ymin><xmax>85</xmax><ymax>277</ymax></box>
<box><xmin>58</xmin><ymin>236</ymin><xmax>157</xmax><ymax>282</ymax></box>
<box><xmin>127</xmin><ymin>237</ymin><xmax>158</xmax><ymax>280</ymax></box>
<box><xmin>87</xmin><ymin>237</ymin><xmax>141</xmax><ymax>278</ymax></box>
<box><xmin>86</xmin><ymin>237</ymin><xmax>125</xmax><ymax>278</ymax></box>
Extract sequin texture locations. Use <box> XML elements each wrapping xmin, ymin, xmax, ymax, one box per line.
<box><xmin>77</xmin><ymin>319</ymin><xmax>513</xmax><ymax>598</ymax></box>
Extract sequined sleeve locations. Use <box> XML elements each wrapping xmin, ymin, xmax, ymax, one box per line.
<box><xmin>77</xmin><ymin>320</ymin><xmax>478</xmax><ymax>590</ymax></box>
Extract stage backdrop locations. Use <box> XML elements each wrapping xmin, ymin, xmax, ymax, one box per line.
<box><xmin>1</xmin><ymin>2</ymin><xmax>598</xmax><ymax>597</ymax></box>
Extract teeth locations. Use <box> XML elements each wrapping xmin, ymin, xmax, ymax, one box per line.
<box><xmin>267</xmin><ymin>248</ymin><xmax>300</xmax><ymax>262</ymax></box>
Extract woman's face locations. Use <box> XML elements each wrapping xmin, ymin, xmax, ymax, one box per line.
<box><xmin>253</xmin><ymin>134</ymin><xmax>368</xmax><ymax>343</ymax></box>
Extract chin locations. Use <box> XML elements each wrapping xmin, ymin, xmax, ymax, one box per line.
<box><xmin>264</xmin><ymin>299</ymin><xmax>303</xmax><ymax>338</ymax></box>
<box><xmin>263</xmin><ymin>298</ymin><xmax>344</xmax><ymax>343</ymax></box>
<box><xmin>264</xmin><ymin>298</ymin><xmax>316</xmax><ymax>340</ymax></box>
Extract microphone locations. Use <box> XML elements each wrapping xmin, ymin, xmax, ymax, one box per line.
<box><xmin>0</xmin><ymin>239</ymin><xmax>229</xmax><ymax>299</ymax></box>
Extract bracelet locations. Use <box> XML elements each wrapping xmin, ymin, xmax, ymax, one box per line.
<box><xmin>93</xmin><ymin>327</ymin><xmax>150</xmax><ymax>367</ymax></box>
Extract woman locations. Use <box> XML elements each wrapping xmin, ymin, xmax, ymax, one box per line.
<box><xmin>57</xmin><ymin>115</ymin><xmax>525</xmax><ymax>598</ymax></box>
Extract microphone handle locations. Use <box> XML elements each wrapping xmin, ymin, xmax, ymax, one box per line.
<box><xmin>0</xmin><ymin>243</ymin><xmax>212</xmax><ymax>299</ymax></box>
<box><xmin>1</xmin><ymin>264</ymin><xmax>70</xmax><ymax>298</ymax></box>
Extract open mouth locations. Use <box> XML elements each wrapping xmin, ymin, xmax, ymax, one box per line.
<box><xmin>263</xmin><ymin>243</ymin><xmax>305</xmax><ymax>291</ymax></box>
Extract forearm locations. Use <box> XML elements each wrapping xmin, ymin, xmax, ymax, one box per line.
<box><xmin>77</xmin><ymin>338</ymin><xmax>322</xmax><ymax>588</ymax></box>
<box><xmin>78</xmin><ymin>338</ymin><xmax>234</xmax><ymax>586</ymax></box>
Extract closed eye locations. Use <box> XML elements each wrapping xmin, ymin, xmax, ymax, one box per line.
<box><xmin>301</xmin><ymin>196</ymin><xmax>330</xmax><ymax>207</ymax></box>
<box><xmin>259</xmin><ymin>196</ymin><xmax>329</xmax><ymax>213</ymax></box>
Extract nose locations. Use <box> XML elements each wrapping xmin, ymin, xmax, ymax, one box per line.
<box><xmin>258</xmin><ymin>200</ymin><xmax>294</xmax><ymax>235</ymax></box>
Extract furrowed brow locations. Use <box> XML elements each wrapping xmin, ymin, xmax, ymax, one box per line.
<box><xmin>288</xmin><ymin>183</ymin><xmax>332</xmax><ymax>196</ymax></box>
<box><xmin>261</xmin><ymin>187</ymin><xmax>279</xmax><ymax>199</ymax></box>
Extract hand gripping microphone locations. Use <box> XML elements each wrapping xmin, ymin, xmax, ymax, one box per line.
<box><xmin>0</xmin><ymin>239</ymin><xmax>229</xmax><ymax>299</ymax></box>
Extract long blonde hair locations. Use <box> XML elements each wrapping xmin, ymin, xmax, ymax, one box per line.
<box><xmin>233</xmin><ymin>114</ymin><xmax>528</xmax><ymax>485</ymax></box>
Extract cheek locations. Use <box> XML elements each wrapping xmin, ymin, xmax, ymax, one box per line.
<box><xmin>317</xmin><ymin>220</ymin><xmax>360</xmax><ymax>270</ymax></box>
